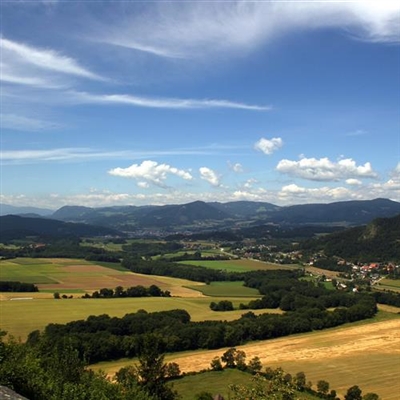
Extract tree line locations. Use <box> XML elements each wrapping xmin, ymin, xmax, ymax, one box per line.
<box><xmin>81</xmin><ymin>285</ymin><xmax>171</xmax><ymax>299</ymax></box>
<box><xmin>0</xmin><ymin>281</ymin><xmax>38</xmax><ymax>292</ymax></box>
<box><xmin>33</xmin><ymin>284</ymin><xmax>377</xmax><ymax>365</ymax></box>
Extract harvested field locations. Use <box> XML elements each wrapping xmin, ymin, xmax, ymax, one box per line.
<box><xmin>168</xmin><ymin>318</ymin><xmax>400</xmax><ymax>399</ymax></box>
<box><xmin>0</xmin><ymin>258</ymin><xmax>204</xmax><ymax>297</ymax></box>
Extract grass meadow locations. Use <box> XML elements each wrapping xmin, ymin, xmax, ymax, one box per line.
<box><xmin>179</xmin><ymin>258</ymin><xmax>298</xmax><ymax>272</ymax></box>
<box><xmin>376</xmin><ymin>278</ymin><xmax>400</xmax><ymax>292</ymax></box>
<box><xmin>170</xmin><ymin>369</ymin><xmax>319</xmax><ymax>400</ymax></box>
<box><xmin>185</xmin><ymin>281</ymin><xmax>260</xmax><ymax>297</ymax></box>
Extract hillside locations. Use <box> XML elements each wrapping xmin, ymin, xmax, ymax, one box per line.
<box><xmin>0</xmin><ymin>215</ymin><xmax>121</xmax><ymax>241</ymax></box>
<box><xmin>46</xmin><ymin>198</ymin><xmax>400</xmax><ymax>234</ymax></box>
<box><xmin>0</xmin><ymin>203</ymin><xmax>53</xmax><ymax>217</ymax></box>
<box><xmin>301</xmin><ymin>213</ymin><xmax>400</xmax><ymax>262</ymax></box>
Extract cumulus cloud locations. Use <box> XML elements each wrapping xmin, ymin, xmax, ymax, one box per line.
<box><xmin>279</xmin><ymin>184</ymin><xmax>354</xmax><ymax>202</ymax></box>
<box><xmin>199</xmin><ymin>167</ymin><xmax>220</xmax><ymax>187</ymax></box>
<box><xmin>243</xmin><ymin>178</ymin><xmax>258</xmax><ymax>189</ymax></box>
<box><xmin>228</xmin><ymin>162</ymin><xmax>243</xmax><ymax>173</ymax></box>
<box><xmin>254</xmin><ymin>137</ymin><xmax>283</xmax><ymax>155</ymax></box>
<box><xmin>346</xmin><ymin>178</ymin><xmax>362</xmax><ymax>186</ymax></box>
<box><xmin>276</xmin><ymin>157</ymin><xmax>378</xmax><ymax>181</ymax></box>
<box><xmin>109</xmin><ymin>160</ymin><xmax>193</xmax><ymax>188</ymax></box>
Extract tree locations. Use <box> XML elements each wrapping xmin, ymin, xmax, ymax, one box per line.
<box><xmin>293</xmin><ymin>371</ymin><xmax>306</xmax><ymax>391</ymax></box>
<box><xmin>164</xmin><ymin>362</ymin><xmax>180</xmax><ymax>379</ymax></box>
<box><xmin>345</xmin><ymin>385</ymin><xmax>362</xmax><ymax>400</ymax></box>
<box><xmin>221</xmin><ymin>347</ymin><xmax>237</xmax><ymax>368</ymax></box>
<box><xmin>134</xmin><ymin>334</ymin><xmax>177</xmax><ymax>400</ymax></box>
<box><xmin>247</xmin><ymin>356</ymin><xmax>262</xmax><ymax>374</ymax></box>
<box><xmin>363</xmin><ymin>393</ymin><xmax>380</xmax><ymax>400</ymax></box>
<box><xmin>210</xmin><ymin>356</ymin><xmax>223</xmax><ymax>371</ymax></box>
<box><xmin>317</xmin><ymin>380</ymin><xmax>330</xmax><ymax>395</ymax></box>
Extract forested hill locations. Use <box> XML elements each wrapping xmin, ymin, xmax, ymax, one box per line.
<box><xmin>46</xmin><ymin>198</ymin><xmax>400</xmax><ymax>232</ymax></box>
<box><xmin>301</xmin><ymin>213</ymin><xmax>400</xmax><ymax>262</ymax></box>
<box><xmin>0</xmin><ymin>215</ymin><xmax>121</xmax><ymax>241</ymax></box>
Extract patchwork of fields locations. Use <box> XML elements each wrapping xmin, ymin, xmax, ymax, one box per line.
<box><xmin>1</xmin><ymin>257</ymin><xmax>400</xmax><ymax>399</ymax></box>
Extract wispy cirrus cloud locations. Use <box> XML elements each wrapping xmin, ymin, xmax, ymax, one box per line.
<box><xmin>96</xmin><ymin>2</ymin><xmax>400</xmax><ymax>60</ymax></box>
<box><xmin>0</xmin><ymin>144</ymin><xmax>247</xmax><ymax>165</ymax></box>
<box><xmin>70</xmin><ymin>91</ymin><xmax>271</xmax><ymax>111</ymax></box>
<box><xmin>1</xmin><ymin>113</ymin><xmax>62</xmax><ymax>132</ymax></box>
<box><xmin>1</xmin><ymin>37</ymin><xmax>104</xmax><ymax>84</ymax></box>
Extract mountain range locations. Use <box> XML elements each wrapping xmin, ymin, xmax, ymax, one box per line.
<box><xmin>2</xmin><ymin>198</ymin><xmax>400</xmax><ymax>235</ymax></box>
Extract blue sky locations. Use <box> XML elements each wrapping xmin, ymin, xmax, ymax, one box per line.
<box><xmin>1</xmin><ymin>1</ymin><xmax>399</xmax><ymax>209</ymax></box>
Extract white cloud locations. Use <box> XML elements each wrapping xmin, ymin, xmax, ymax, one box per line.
<box><xmin>279</xmin><ymin>184</ymin><xmax>354</xmax><ymax>202</ymax></box>
<box><xmin>243</xmin><ymin>178</ymin><xmax>258</xmax><ymax>189</ymax></box>
<box><xmin>1</xmin><ymin>113</ymin><xmax>62</xmax><ymax>132</ymax></box>
<box><xmin>346</xmin><ymin>178</ymin><xmax>362</xmax><ymax>186</ymax></box>
<box><xmin>229</xmin><ymin>162</ymin><xmax>243</xmax><ymax>173</ymax></box>
<box><xmin>137</xmin><ymin>181</ymin><xmax>150</xmax><ymax>189</ymax></box>
<box><xmin>108</xmin><ymin>160</ymin><xmax>193</xmax><ymax>188</ymax></box>
<box><xmin>254</xmin><ymin>137</ymin><xmax>283</xmax><ymax>155</ymax></box>
<box><xmin>1</xmin><ymin>37</ymin><xmax>103</xmax><ymax>82</ymax></box>
<box><xmin>0</xmin><ymin>148</ymin><xmax>134</xmax><ymax>164</ymax></box>
<box><xmin>276</xmin><ymin>157</ymin><xmax>378</xmax><ymax>182</ymax></box>
<box><xmin>0</xmin><ymin>144</ymin><xmax>248</xmax><ymax>165</ymax></box>
<box><xmin>97</xmin><ymin>2</ymin><xmax>400</xmax><ymax>60</ymax></box>
<box><xmin>71</xmin><ymin>91</ymin><xmax>270</xmax><ymax>111</ymax></box>
<box><xmin>199</xmin><ymin>167</ymin><xmax>220</xmax><ymax>187</ymax></box>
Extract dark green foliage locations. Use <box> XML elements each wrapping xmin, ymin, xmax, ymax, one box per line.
<box><xmin>194</xmin><ymin>392</ymin><xmax>214</xmax><ymax>400</ymax></box>
<box><xmin>372</xmin><ymin>290</ymin><xmax>400</xmax><ymax>307</ymax></box>
<box><xmin>363</xmin><ymin>393</ymin><xmax>380</xmax><ymax>400</ymax></box>
<box><xmin>301</xmin><ymin>214</ymin><xmax>400</xmax><ymax>262</ymax></box>
<box><xmin>345</xmin><ymin>385</ymin><xmax>362</xmax><ymax>400</ymax></box>
<box><xmin>36</xmin><ymin>269</ymin><xmax>377</xmax><ymax>364</ymax></box>
<box><xmin>0</xmin><ymin>215</ymin><xmax>120</xmax><ymax>241</ymax></box>
<box><xmin>122</xmin><ymin>257</ymin><xmax>244</xmax><ymax>283</ymax></box>
<box><xmin>210</xmin><ymin>357</ymin><xmax>223</xmax><ymax>371</ymax></box>
<box><xmin>133</xmin><ymin>334</ymin><xmax>178</xmax><ymax>400</ymax></box>
<box><xmin>0</xmin><ymin>334</ymin><xmax>154</xmax><ymax>400</ymax></box>
<box><xmin>210</xmin><ymin>300</ymin><xmax>234</xmax><ymax>311</ymax></box>
<box><xmin>82</xmin><ymin>285</ymin><xmax>170</xmax><ymax>299</ymax></box>
<box><xmin>0</xmin><ymin>281</ymin><xmax>38</xmax><ymax>292</ymax></box>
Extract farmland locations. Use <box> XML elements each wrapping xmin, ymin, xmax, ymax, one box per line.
<box><xmin>179</xmin><ymin>258</ymin><xmax>298</xmax><ymax>272</ymax></box>
<box><xmin>0</xmin><ymin>258</ymin><xmax>205</xmax><ymax>296</ymax></box>
<box><xmin>2</xmin><ymin>256</ymin><xmax>400</xmax><ymax>399</ymax></box>
<box><xmin>92</xmin><ymin>312</ymin><xmax>400</xmax><ymax>400</ymax></box>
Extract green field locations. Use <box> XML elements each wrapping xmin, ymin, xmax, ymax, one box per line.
<box><xmin>376</xmin><ymin>278</ymin><xmax>400</xmax><ymax>292</ymax></box>
<box><xmin>171</xmin><ymin>369</ymin><xmax>318</xmax><ymax>400</ymax></box>
<box><xmin>0</xmin><ymin>296</ymin><xmax>272</xmax><ymax>341</ymax></box>
<box><xmin>179</xmin><ymin>259</ymin><xmax>298</xmax><ymax>272</ymax></box>
<box><xmin>186</xmin><ymin>281</ymin><xmax>260</xmax><ymax>297</ymax></box>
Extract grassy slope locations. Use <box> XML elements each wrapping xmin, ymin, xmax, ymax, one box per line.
<box><xmin>179</xmin><ymin>259</ymin><xmax>298</xmax><ymax>272</ymax></box>
<box><xmin>185</xmin><ymin>281</ymin><xmax>261</xmax><ymax>297</ymax></box>
<box><xmin>170</xmin><ymin>369</ymin><xmax>319</xmax><ymax>400</ymax></box>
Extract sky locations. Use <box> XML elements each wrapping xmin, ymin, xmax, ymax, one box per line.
<box><xmin>1</xmin><ymin>0</ymin><xmax>400</xmax><ymax>210</ymax></box>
